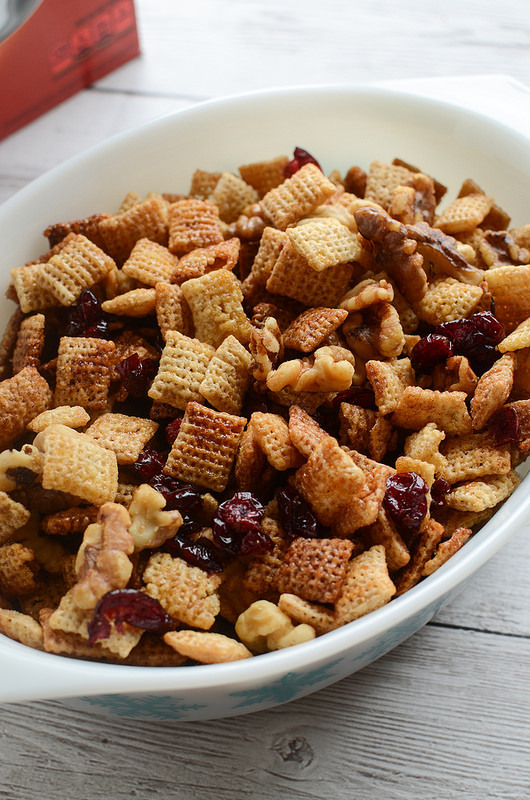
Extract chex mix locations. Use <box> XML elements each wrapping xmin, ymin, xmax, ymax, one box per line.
<box><xmin>0</xmin><ymin>147</ymin><xmax>529</xmax><ymax>666</ymax></box>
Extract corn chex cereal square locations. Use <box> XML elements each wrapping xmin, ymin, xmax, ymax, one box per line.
<box><xmin>446</xmin><ymin>471</ymin><xmax>519</xmax><ymax>512</ymax></box>
<box><xmin>243</xmin><ymin>517</ymin><xmax>290</xmax><ymax>600</ymax></box>
<box><xmin>155</xmin><ymin>282</ymin><xmax>192</xmax><ymax>340</ymax></box>
<box><xmin>98</xmin><ymin>194</ymin><xmax>169</xmax><ymax>263</ymax></box>
<box><xmin>364</xmin><ymin>160</ymin><xmax>415</xmax><ymax>209</ymax></box>
<box><xmin>0</xmin><ymin>366</ymin><xmax>51</xmax><ymax>450</ymax></box>
<box><xmin>34</xmin><ymin>424</ymin><xmax>118</xmax><ymax>506</ymax></box>
<box><xmin>238</xmin><ymin>155</ymin><xmax>290</xmax><ymax>197</ymax></box>
<box><xmin>439</xmin><ymin>432</ymin><xmax>511</xmax><ymax>483</ymax></box>
<box><xmin>199</xmin><ymin>335</ymin><xmax>251</xmax><ymax>415</ymax></box>
<box><xmin>0</xmin><ymin>308</ymin><xmax>23</xmax><ymax>378</ymax></box>
<box><xmin>211</xmin><ymin>171</ymin><xmax>259</xmax><ymax>223</ymax></box>
<box><xmin>38</xmin><ymin>234</ymin><xmax>115</xmax><ymax>306</ymax></box>
<box><xmin>294</xmin><ymin>436</ymin><xmax>365</xmax><ymax>528</ymax></box>
<box><xmin>12</xmin><ymin>313</ymin><xmax>45</xmax><ymax>375</ymax></box>
<box><xmin>499</xmin><ymin>317</ymin><xmax>530</xmax><ymax>353</ymax></box>
<box><xmin>28</xmin><ymin>405</ymin><xmax>90</xmax><ymax>433</ymax></box>
<box><xmin>102</xmin><ymin>288</ymin><xmax>156</xmax><ymax>317</ymax></box>
<box><xmin>392</xmin><ymin>386</ymin><xmax>472</xmax><ymax>435</ymax></box>
<box><xmin>277</xmin><ymin>537</ymin><xmax>354</xmax><ymax>604</ymax></box>
<box><xmin>189</xmin><ymin>169</ymin><xmax>222</xmax><ymax>199</ymax></box>
<box><xmin>470</xmin><ymin>353</ymin><xmax>515</xmax><ymax>430</ymax></box>
<box><xmin>413</xmin><ymin>276</ymin><xmax>483</xmax><ymax>325</ymax></box>
<box><xmin>53</xmin><ymin>336</ymin><xmax>116</xmax><ymax>412</ymax></box>
<box><xmin>362</xmin><ymin>509</ymin><xmax>410</xmax><ymax>573</ymax></box>
<box><xmin>393</xmin><ymin>520</ymin><xmax>444</xmax><ymax>596</ymax></box>
<box><xmin>332</xmin><ymin>545</ymin><xmax>395</xmax><ymax>625</ymax></box>
<box><xmin>144</xmin><ymin>551</ymin><xmax>222</xmax><ymax>630</ymax></box>
<box><xmin>287</xmin><ymin>218</ymin><xmax>364</xmax><ymax>272</ymax></box>
<box><xmin>164</xmin><ymin>401</ymin><xmax>246</xmax><ymax>492</ymax></box>
<box><xmin>148</xmin><ymin>330</ymin><xmax>214</xmax><ymax>410</ymax></box>
<box><xmin>242</xmin><ymin>227</ymin><xmax>288</xmax><ymax>291</ymax></box>
<box><xmin>181</xmin><ymin>269</ymin><xmax>252</xmax><ymax>348</ymax></box>
<box><xmin>266</xmin><ymin>242</ymin><xmax>354</xmax><ymax>308</ymax></box>
<box><xmin>10</xmin><ymin>264</ymin><xmax>62</xmax><ymax>314</ymax></box>
<box><xmin>43</xmin><ymin>212</ymin><xmax>110</xmax><ymax>251</ymax></box>
<box><xmin>0</xmin><ymin>608</ymin><xmax>43</xmax><ymax>650</ymax></box>
<box><xmin>86</xmin><ymin>413</ymin><xmax>159</xmax><ymax>464</ymax></box>
<box><xmin>435</xmin><ymin>193</ymin><xmax>493</xmax><ymax>233</ymax></box>
<box><xmin>283</xmin><ymin>307</ymin><xmax>348</xmax><ymax>352</ymax></box>
<box><xmin>168</xmin><ymin>198</ymin><xmax>224</xmax><ymax>255</ymax></box>
<box><xmin>164</xmin><ymin>630</ymin><xmax>252</xmax><ymax>663</ymax></box>
<box><xmin>260</xmin><ymin>163</ymin><xmax>336</xmax><ymax>230</ymax></box>
<box><xmin>172</xmin><ymin>238</ymin><xmax>240</xmax><ymax>284</ymax></box>
<box><xmin>484</xmin><ymin>265</ymin><xmax>530</xmax><ymax>334</ymax></box>
<box><xmin>121</xmin><ymin>238</ymin><xmax>178</xmax><ymax>286</ymax></box>
<box><xmin>0</xmin><ymin>491</ymin><xmax>31</xmax><ymax>545</ymax></box>
<box><xmin>248</xmin><ymin>412</ymin><xmax>302</xmax><ymax>471</ymax></box>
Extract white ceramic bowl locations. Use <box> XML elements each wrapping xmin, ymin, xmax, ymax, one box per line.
<box><xmin>1</xmin><ymin>85</ymin><xmax>530</xmax><ymax>721</ymax></box>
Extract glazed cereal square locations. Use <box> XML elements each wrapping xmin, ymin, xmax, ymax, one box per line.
<box><xmin>34</xmin><ymin>424</ymin><xmax>118</xmax><ymax>506</ymax></box>
<box><xmin>0</xmin><ymin>367</ymin><xmax>51</xmax><ymax>450</ymax></box>
<box><xmin>287</xmin><ymin>218</ymin><xmax>364</xmax><ymax>272</ymax></box>
<box><xmin>144</xmin><ymin>552</ymin><xmax>222</xmax><ymax>630</ymax></box>
<box><xmin>164</xmin><ymin>401</ymin><xmax>246</xmax><ymax>492</ymax></box>
<box><xmin>86</xmin><ymin>414</ymin><xmax>159</xmax><ymax>464</ymax></box>
<box><xmin>168</xmin><ymin>198</ymin><xmax>224</xmax><ymax>255</ymax></box>
<box><xmin>121</xmin><ymin>238</ymin><xmax>178</xmax><ymax>286</ymax></box>
<box><xmin>148</xmin><ymin>330</ymin><xmax>214</xmax><ymax>410</ymax></box>
<box><xmin>277</xmin><ymin>538</ymin><xmax>354</xmax><ymax>604</ymax></box>
<box><xmin>266</xmin><ymin>241</ymin><xmax>354</xmax><ymax>307</ymax></box>
<box><xmin>53</xmin><ymin>337</ymin><xmax>116</xmax><ymax>412</ymax></box>
<box><xmin>181</xmin><ymin>269</ymin><xmax>252</xmax><ymax>348</ymax></box>
<box><xmin>98</xmin><ymin>194</ymin><xmax>169</xmax><ymax>263</ymax></box>
<box><xmin>38</xmin><ymin>233</ymin><xmax>115</xmax><ymax>305</ymax></box>
<box><xmin>199</xmin><ymin>335</ymin><xmax>252</xmax><ymax>414</ymax></box>
<box><xmin>260</xmin><ymin>163</ymin><xmax>336</xmax><ymax>229</ymax></box>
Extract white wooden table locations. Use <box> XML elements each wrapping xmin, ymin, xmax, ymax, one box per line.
<box><xmin>1</xmin><ymin>2</ymin><xmax>530</xmax><ymax>797</ymax></box>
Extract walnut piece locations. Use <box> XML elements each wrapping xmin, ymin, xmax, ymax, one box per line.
<box><xmin>249</xmin><ymin>316</ymin><xmax>283</xmax><ymax>381</ymax></box>
<box><xmin>354</xmin><ymin>206</ymin><xmax>427</xmax><ymax>305</ymax></box>
<box><xmin>72</xmin><ymin>503</ymin><xmax>134</xmax><ymax>610</ymax></box>
<box><xmin>128</xmin><ymin>484</ymin><xmax>183</xmax><ymax>552</ymax></box>
<box><xmin>266</xmin><ymin>346</ymin><xmax>355</xmax><ymax>393</ymax></box>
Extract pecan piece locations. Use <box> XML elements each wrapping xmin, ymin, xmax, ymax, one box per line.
<box><xmin>354</xmin><ymin>207</ymin><xmax>427</xmax><ymax>304</ymax></box>
<box><xmin>406</xmin><ymin>221</ymin><xmax>485</xmax><ymax>285</ymax></box>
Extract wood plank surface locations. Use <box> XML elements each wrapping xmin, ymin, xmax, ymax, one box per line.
<box><xmin>1</xmin><ymin>1</ymin><xmax>530</xmax><ymax>797</ymax></box>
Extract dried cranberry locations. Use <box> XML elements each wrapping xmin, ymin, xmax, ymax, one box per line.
<box><xmin>284</xmin><ymin>147</ymin><xmax>322</xmax><ymax>178</ymax></box>
<box><xmin>410</xmin><ymin>334</ymin><xmax>453</xmax><ymax>373</ymax></box>
<box><xmin>332</xmin><ymin>387</ymin><xmax>377</xmax><ymax>410</ymax></box>
<box><xmin>115</xmin><ymin>353</ymin><xmax>157</xmax><ymax>398</ymax></box>
<box><xmin>164</xmin><ymin>531</ymin><xmax>224</xmax><ymax>573</ymax></box>
<box><xmin>212</xmin><ymin>492</ymin><xmax>271</xmax><ymax>556</ymax></box>
<box><xmin>177</xmin><ymin>515</ymin><xmax>202</xmax><ymax>537</ymax></box>
<box><xmin>383</xmin><ymin>472</ymin><xmax>428</xmax><ymax>536</ymax></box>
<box><xmin>488</xmin><ymin>405</ymin><xmax>519</xmax><ymax>446</ymax></box>
<box><xmin>131</xmin><ymin>446</ymin><xmax>165</xmax><ymax>480</ymax></box>
<box><xmin>65</xmin><ymin>288</ymin><xmax>112</xmax><ymax>338</ymax></box>
<box><xmin>430</xmin><ymin>477</ymin><xmax>450</xmax><ymax>509</ymax></box>
<box><xmin>276</xmin><ymin>485</ymin><xmax>324</xmax><ymax>538</ymax></box>
<box><xmin>435</xmin><ymin>311</ymin><xmax>505</xmax><ymax>375</ymax></box>
<box><xmin>87</xmin><ymin>588</ymin><xmax>176</xmax><ymax>644</ymax></box>
<box><xmin>149</xmin><ymin>474</ymin><xmax>203</xmax><ymax>513</ymax></box>
<box><xmin>471</xmin><ymin>311</ymin><xmax>505</xmax><ymax>346</ymax></box>
<box><xmin>165</xmin><ymin>417</ymin><xmax>182</xmax><ymax>446</ymax></box>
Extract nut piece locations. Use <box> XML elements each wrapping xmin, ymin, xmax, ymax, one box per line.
<box><xmin>249</xmin><ymin>317</ymin><xmax>283</xmax><ymax>381</ymax></box>
<box><xmin>72</xmin><ymin>503</ymin><xmax>134</xmax><ymax>610</ymax></box>
<box><xmin>235</xmin><ymin>599</ymin><xmax>315</xmax><ymax>654</ymax></box>
<box><xmin>266</xmin><ymin>346</ymin><xmax>354</xmax><ymax>393</ymax></box>
<box><xmin>128</xmin><ymin>484</ymin><xmax>183</xmax><ymax>552</ymax></box>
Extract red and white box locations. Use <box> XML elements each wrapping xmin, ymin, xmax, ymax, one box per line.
<box><xmin>0</xmin><ymin>0</ymin><xmax>140</xmax><ymax>141</ymax></box>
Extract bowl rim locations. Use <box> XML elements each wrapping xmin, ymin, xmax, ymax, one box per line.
<box><xmin>1</xmin><ymin>82</ymin><xmax>530</xmax><ymax>703</ymax></box>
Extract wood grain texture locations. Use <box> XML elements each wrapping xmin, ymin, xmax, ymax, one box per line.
<box><xmin>1</xmin><ymin>627</ymin><xmax>529</xmax><ymax>799</ymax></box>
<box><xmin>1</xmin><ymin>1</ymin><xmax>530</xmax><ymax>797</ymax></box>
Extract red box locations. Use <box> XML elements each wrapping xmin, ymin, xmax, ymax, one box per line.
<box><xmin>0</xmin><ymin>0</ymin><xmax>140</xmax><ymax>141</ymax></box>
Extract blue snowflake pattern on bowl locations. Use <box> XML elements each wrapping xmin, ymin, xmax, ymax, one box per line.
<box><xmin>229</xmin><ymin>656</ymin><xmax>346</xmax><ymax>709</ymax></box>
<box><xmin>80</xmin><ymin>692</ymin><xmax>207</xmax><ymax>720</ymax></box>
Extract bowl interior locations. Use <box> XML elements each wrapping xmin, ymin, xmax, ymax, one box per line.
<box><xmin>1</xmin><ymin>85</ymin><xmax>530</xmax><ymax>705</ymax></box>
